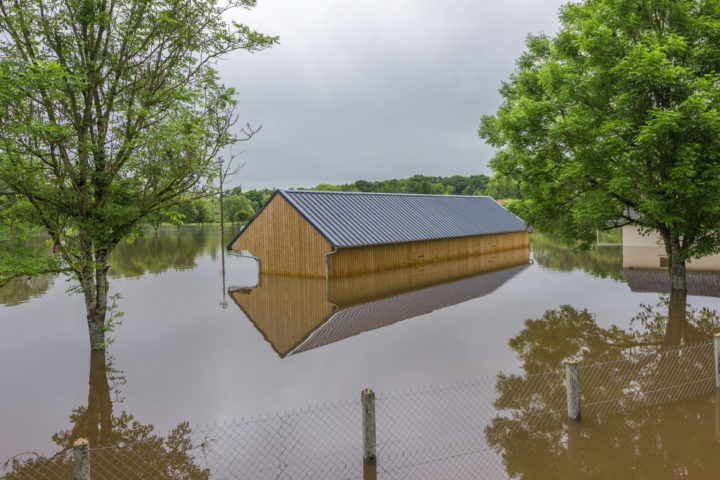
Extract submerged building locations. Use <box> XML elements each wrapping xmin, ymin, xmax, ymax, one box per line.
<box><xmin>227</xmin><ymin>190</ymin><xmax>528</xmax><ymax>278</ymax></box>
<box><xmin>622</xmin><ymin>225</ymin><xmax>720</xmax><ymax>297</ymax></box>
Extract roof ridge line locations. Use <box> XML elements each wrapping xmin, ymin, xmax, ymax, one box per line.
<box><xmin>280</xmin><ymin>189</ymin><xmax>491</xmax><ymax>198</ymax></box>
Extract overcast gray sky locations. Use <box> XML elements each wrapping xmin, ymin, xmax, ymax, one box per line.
<box><xmin>221</xmin><ymin>0</ymin><xmax>568</xmax><ymax>191</ymax></box>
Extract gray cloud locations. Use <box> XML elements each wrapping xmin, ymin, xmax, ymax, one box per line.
<box><xmin>219</xmin><ymin>0</ymin><xmax>567</xmax><ymax>190</ymax></box>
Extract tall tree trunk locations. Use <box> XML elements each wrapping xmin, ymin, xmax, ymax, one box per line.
<box><xmin>661</xmin><ymin>230</ymin><xmax>688</xmax><ymax>347</ymax></box>
<box><xmin>80</xmin><ymin>253</ymin><xmax>110</xmax><ymax>351</ymax></box>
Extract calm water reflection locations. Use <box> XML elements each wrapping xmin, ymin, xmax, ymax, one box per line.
<box><xmin>482</xmin><ymin>297</ymin><xmax>720</xmax><ymax>478</ymax></box>
<box><xmin>0</xmin><ymin>274</ymin><xmax>55</xmax><ymax>307</ymax></box>
<box><xmin>2</xmin><ymin>227</ymin><xmax>720</xmax><ymax>478</ymax></box>
<box><xmin>2</xmin><ymin>350</ymin><xmax>209</xmax><ymax>479</ymax></box>
<box><xmin>109</xmin><ymin>226</ymin><xmax>220</xmax><ymax>278</ymax></box>
<box><xmin>484</xmin><ymin>393</ymin><xmax>720</xmax><ymax>479</ymax></box>
<box><xmin>233</xmin><ymin>249</ymin><xmax>529</xmax><ymax>357</ymax></box>
<box><xmin>530</xmin><ymin>232</ymin><xmax>624</xmax><ymax>280</ymax></box>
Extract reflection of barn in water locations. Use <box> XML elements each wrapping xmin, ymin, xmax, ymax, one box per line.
<box><xmin>230</xmin><ymin>248</ymin><xmax>529</xmax><ymax>357</ymax></box>
<box><xmin>622</xmin><ymin>225</ymin><xmax>720</xmax><ymax>296</ymax></box>
<box><xmin>227</xmin><ymin>190</ymin><xmax>528</xmax><ymax>278</ymax></box>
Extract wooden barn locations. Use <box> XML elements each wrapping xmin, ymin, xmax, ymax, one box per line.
<box><xmin>227</xmin><ymin>189</ymin><xmax>528</xmax><ymax>278</ymax></box>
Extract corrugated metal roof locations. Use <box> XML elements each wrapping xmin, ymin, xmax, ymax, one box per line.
<box><xmin>278</xmin><ymin>190</ymin><xmax>526</xmax><ymax>248</ymax></box>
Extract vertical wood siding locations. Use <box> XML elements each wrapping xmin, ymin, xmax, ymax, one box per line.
<box><xmin>327</xmin><ymin>245</ymin><xmax>529</xmax><ymax>305</ymax></box>
<box><xmin>328</xmin><ymin>231</ymin><xmax>529</xmax><ymax>277</ymax></box>
<box><xmin>229</xmin><ymin>195</ymin><xmax>331</xmax><ymax>277</ymax></box>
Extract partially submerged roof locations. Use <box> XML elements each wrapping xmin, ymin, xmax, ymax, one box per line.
<box><xmin>231</xmin><ymin>189</ymin><xmax>526</xmax><ymax>249</ymax></box>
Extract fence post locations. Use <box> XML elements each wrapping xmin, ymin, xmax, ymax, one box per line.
<box><xmin>362</xmin><ymin>389</ymin><xmax>376</xmax><ymax>462</ymax></box>
<box><xmin>565</xmin><ymin>361</ymin><xmax>581</xmax><ymax>421</ymax></box>
<box><xmin>715</xmin><ymin>388</ymin><xmax>720</xmax><ymax>443</ymax></box>
<box><xmin>73</xmin><ymin>438</ymin><xmax>90</xmax><ymax>480</ymax></box>
<box><xmin>566</xmin><ymin>422</ymin><xmax>581</xmax><ymax>475</ymax></box>
<box><xmin>714</xmin><ymin>333</ymin><xmax>720</xmax><ymax>390</ymax></box>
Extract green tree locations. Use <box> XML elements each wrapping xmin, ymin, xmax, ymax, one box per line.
<box><xmin>0</xmin><ymin>198</ymin><xmax>59</xmax><ymax>286</ymax></box>
<box><xmin>194</xmin><ymin>198</ymin><xmax>212</xmax><ymax>226</ymax></box>
<box><xmin>312</xmin><ymin>183</ymin><xmax>343</xmax><ymax>191</ymax></box>
<box><xmin>480</xmin><ymin>0</ymin><xmax>720</xmax><ymax>317</ymax></box>
<box><xmin>485</xmin><ymin>175</ymin><xmax>519</xmax><ymax>200</ymax></box>
<box><xmin>223</xmin><ymin>191</ymin><xmax>254</xmax><ymax>224</ymax></box>
<box><xmin>0</xmin><ymin>0</ymin><xmax>276</xmax><ymax>349</ymax></box>
<box><xmin>244</xmin><ymin>188</ymin><xmax>273</xmax><ymax>212</ymax></box>
<box><xmin>307</xmin><ymin>174</ymin><xmax>492</xmax><ymax>196</ymax></box>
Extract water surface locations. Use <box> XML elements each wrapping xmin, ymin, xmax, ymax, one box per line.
<box><xmin>2</xmin><ymin>226</ymin><xmax>719</xmax><ymax>477</ymax></box>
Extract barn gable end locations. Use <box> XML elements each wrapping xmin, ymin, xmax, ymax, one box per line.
<box><xmin>229</xmin><ymin>193</ymin><xmax>332</xmax><ymax>277</ymax></box>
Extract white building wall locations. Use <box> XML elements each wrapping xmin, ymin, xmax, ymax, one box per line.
<box><xmin>622</xmin><ymin>225</ymin><xmax>720</xmax><ymax>271</ymax></box>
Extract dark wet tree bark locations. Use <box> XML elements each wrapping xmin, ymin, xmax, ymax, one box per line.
<box><xmin>660</xmin><ymin>229</ymin><xmax>689</xmax><ymax>347</ymax></box>
<box><xmin>78</xmin><ymin>249</ymin><xmax>111</xmax><ymax>351</ymax></box>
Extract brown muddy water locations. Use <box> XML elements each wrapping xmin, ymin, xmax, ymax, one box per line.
<box><xmin>1</xmin><ymin>226</ymin><xmax>720</xmax><ymax>478</ymax></box>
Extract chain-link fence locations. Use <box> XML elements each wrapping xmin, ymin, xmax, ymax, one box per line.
<box><xmin>2</xmin><ymin>339</ymin><xmax>717</xmax><ymax>480</ymax></box>
<box><xmin>374</xmin><ymin>370</ymin><xmax>564</xmax><ymax>479</ymax></box>
<box><xmin>579</xmin><ymin>340</ymin><xmax>715</xmax><ymax>417</ymax></box>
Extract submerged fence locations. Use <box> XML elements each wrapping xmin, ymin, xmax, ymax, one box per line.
<box><xmin>2</xmin><ymin>337</ymin><xmax>719</xmax><ymax>480</ymax></box>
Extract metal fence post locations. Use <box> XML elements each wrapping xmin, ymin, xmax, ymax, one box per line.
<box><xmin>362</xmin><ymin>388</ymin><xmax>376</xmax><ymax>462</ymax></box>
<box><xmin>73</xmin><ymin>438</ymin><xmax>90</xmax><ymax>480</ymax></box>
<box><xmin>714</xmin><ymin>333</ymin><xmax>720</xmax><ymax>390</ymax></box>
<box><xmin>565</xmin><ymin>361</ymin><xmax>581</xmax><ymax>421</ymax></box>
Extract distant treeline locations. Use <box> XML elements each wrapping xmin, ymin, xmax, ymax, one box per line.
<box><xmin>306</xmin><ymin>174</ymin><xmax>518</xmax><ymax>197</ymax></box>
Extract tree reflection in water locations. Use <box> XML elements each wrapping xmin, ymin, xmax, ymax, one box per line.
<box><xmin>108</xmin><ymin>226</ymin><xmax>219</xmax><ymax>278</ymax></box>
<box><xmin>530</xmin><ymin>232</ymin><xmax>624</xmax><ymax>281</ymax></box>
<box><xmin>0</xmin><ymin>274</ymin><xmax>54</xmax><ymax>307</ymax></box>
<box><xmin>2</xmin><ymin>350</ymin><xmax>208</xmax><ymax>479</ymax></box>
<box><xmin>486</xmin><ymin>297</ymin><xmax>720</xmax><ymax>479</ymax></box>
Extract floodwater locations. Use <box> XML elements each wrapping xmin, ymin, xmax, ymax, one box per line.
<box><xmin>1</xmin><ymin>226</ymin><xmax>720</xmax><ymax>478</ymax></box>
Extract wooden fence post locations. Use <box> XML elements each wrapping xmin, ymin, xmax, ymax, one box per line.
<box><xmin>362</xmin><ymin>388</ymin><xmax>376</xmax><ymax>462</ymax></box>
<box><xmin>565</xmin><ymin>361</ymin><xmax>581</xmax><ymax>421</ymax></box>
<box><xmin>73</xmin><ymin>438</ymin><xmax>90</xmax><ymax>480</ymax></box>
<box><xmin>714</xmin><ymin>333</ymin><xmax>720</xmax><ymax>390</ymax></box>
<box><xmin>566</xmin><ymin>421</ymin><xmax>581</xmax><ymax>475</ymax></box>
<box><xmin>361</xmin><ymin>388</ymin><xmax>377</xmax><ymax>480</ymax></box>
<box><xmin>715</xmin><ymin>388</ymin><xmax>720</xmax><ymax>443</ymax></box>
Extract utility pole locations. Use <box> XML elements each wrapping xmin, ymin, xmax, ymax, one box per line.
<box><xmin>216</xmin><ymin>123</ymin><xmax>261</xmax><ymax>309</ymax></box>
